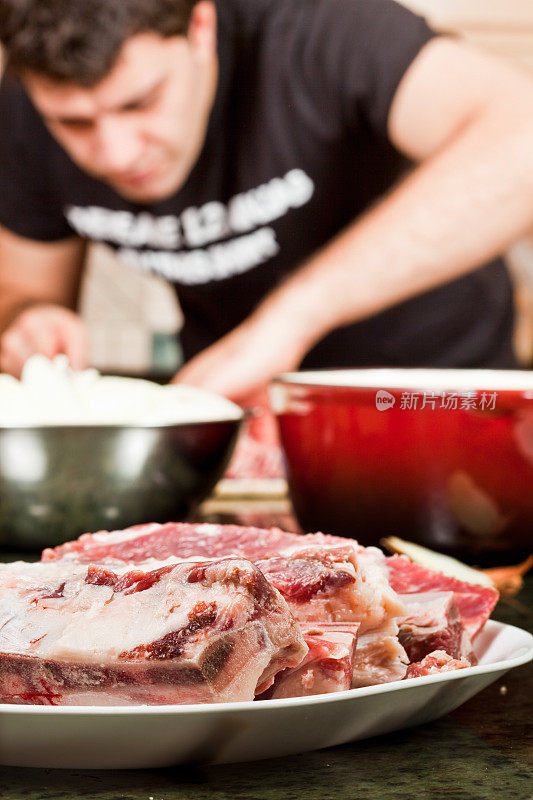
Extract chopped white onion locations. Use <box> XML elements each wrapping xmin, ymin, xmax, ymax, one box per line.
<box><xmin>0</xmin><ymin>355</ymin><xmax>242</xmax><ymax>428</ymax></box>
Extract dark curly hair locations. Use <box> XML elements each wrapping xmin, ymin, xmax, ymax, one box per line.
<box><xmin>0</xmin><ymin>0</ymin><xmax>200</xmax><ymax>86</ymax></box>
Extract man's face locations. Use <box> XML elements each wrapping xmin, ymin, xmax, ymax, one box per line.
<box><xmin>23</xmin><ymin>21</ymin><xmax>218</xmax><ymax>203</ymax></box>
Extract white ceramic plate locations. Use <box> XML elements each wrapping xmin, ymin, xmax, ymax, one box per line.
<box><xmin>1</xmin><ymin>621</ymin><xmax>531</xmax><ymax>770</ymax></box>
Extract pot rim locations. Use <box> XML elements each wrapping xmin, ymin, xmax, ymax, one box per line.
<box><xmin>272</xmin><ymin>368</ymin><xmax>533</xmax><ymax>394</ymax></box>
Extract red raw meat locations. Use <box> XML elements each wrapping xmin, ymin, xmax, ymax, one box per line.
<box><xmin>41</xmin><ymin>523</ymin><xmax>501</xmax><ymax>694</ymax></box>
<box><xmin>43</xmin><ymin>523</ymin><xmax>404</xmax><ymax>634</ymax></box>
<box><xmin>0</xmin><ymin>558</ymin><xmax>306</xmax><ymax>706</ymax></box>
<box><xmin>255</xmin><ymin>551</ymin><xmax>356</xmax><ymax>602</ymax></box>
<box><xmin>257</xmin><ymin>545</ymin><xmax>403</xmax><ymax>631</ymax></box>
<box><xmin>257</xmin><ymin>623</ymin><xmax>359</xmax><ymax>699</ymax></box>
<box><xmin>42</xmin><ymin>522</ymin><xmax>349</xmax><ymax>563</ymax></box>
<box><xmin>225</xmin><ymin>397</ymin><xmax>285</xmax><ymax>480</ymax></box>
<box><xmin>404</xmin><ymin>650</ymin><xmax>471</xmax><ymax>679</ymax></box>
<box><xmin>351</xmin><ymin>620</ymin><xmax>408</xmax><ymax>687</ymax></box>
<box><xmin>387</xmin><ymin>556</ymin><xmax>499</xmax><ymax>639</ymax></box>
<box><xmin>398</xmin><ymin>592</ymin><xmax>476</xmax><ymax>664</ymax></box>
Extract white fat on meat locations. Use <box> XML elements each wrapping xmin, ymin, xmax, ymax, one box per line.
<box><xmin>351</xmin><ymin>619</ymin><xmax>409</xmax><ymax>688</ymax></box>
<box><xmin>351</xmin><ymin>547</ymin><xmax>406</xmax><ymax>633</ymax></box>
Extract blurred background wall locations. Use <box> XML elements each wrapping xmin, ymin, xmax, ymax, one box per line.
<box><xmin>40</xmin><ymin>0</ymin><xmax>533</xmax><ymax>372</ymax></box>
<box><xmin>80</xmin><ymin>245</ymin><xmax>183</xmax><ymax>376</ymax></box>
<box><xmin>402</xmin><ymin>0</ymin><xmax>533</xmax><ymax>368</ymax></box>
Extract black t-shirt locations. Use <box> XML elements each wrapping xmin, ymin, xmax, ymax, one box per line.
<box><xmin>0</xmin><ymin>0</ymin><xmax>516</xmax><ymax>368</ymax></box>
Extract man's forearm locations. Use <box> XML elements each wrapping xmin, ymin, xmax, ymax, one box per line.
<box><xmin>253</xmin><ymin>90</ymin><xmax>533</xmax><ymax>352</ymax></box>
<box><xmin>0</xmin><ymin>231</ymin><xmax>86</xmax><ymax>334</ymax></box>
<box><xmin>0</xmin><ymin>292</ymin><xmax>49</xmax><ymax>334</ymax></box>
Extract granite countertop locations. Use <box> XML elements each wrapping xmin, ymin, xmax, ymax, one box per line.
<box><xmin>0</xmin><ymin>503</ymin><xmax>531</xmax><ymax>800</ymax></box>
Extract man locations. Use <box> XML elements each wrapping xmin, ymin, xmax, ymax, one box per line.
<box><xmin>1</xmin><ymin>0</ymin><xmax>533</xmax><ymax>403</ymax></box>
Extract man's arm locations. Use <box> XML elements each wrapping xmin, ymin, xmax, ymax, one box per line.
<box><xmin>0</xmin><ymin>225</ymin><xmax>88</xmax><ymax>376</ymax></box>
<box><xmin>175</xmin><ymin>38</ymin><xmax>533</xmax><ymax>402</ymax></box>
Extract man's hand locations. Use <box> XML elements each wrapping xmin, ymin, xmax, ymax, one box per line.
<box><xmin>0</xmin><ymin>227</ymin><xmax>87</xmax><ymax>374</ymax></box>
<box><xmin>172</xmin><ymin>308</ymin><xmax>311</xmax><ymax>403</ymax></box>
<box><xmin>0</xmin><ymin>304</ymin><xmax>88</xmax><ymax>378</ymax></box>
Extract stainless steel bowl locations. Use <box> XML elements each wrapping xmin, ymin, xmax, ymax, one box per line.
<box><xmin>0</xmin><ymin>418</ymin><xmax>241</xmax><ymax>550</ymax></box>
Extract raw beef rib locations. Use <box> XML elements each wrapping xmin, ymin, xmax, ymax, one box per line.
<box><xmin>258</xmin><ymin>623</ymin><xmax>359</xmax><ymax>700</ymax></box>
<box><xmin>351</xmin><ymin>620</ymin><xmax>409</xmax><ymax>687</ymax></box>
<box><xmin>387</xmin><ymin>556</ymin><xmax>499</xmax><ymax>639</ymax></box>
<box><xmin>404</xmin><ymin>650</ymin><xmax>471</xmax><ymax>679</ymax></box>
<box><xmin>0</xmin><ymin>558</ymin><xmax>307</xmax><ymax>706</ymax></box>
<box><xmin>42</xmin><ymin>522</ymin><xmax>347</xmax><ymax>563</ymax></box>
<box><xmin>398</xmin><ymin>592</ymin><xmax>476</xmax><ymax>664</ymax></box>
<box><xmin>41</xmin><ymin>522</ymin><xmax>500</xmax><ymax>693</ymax></box>
<box><xmin>43</xmin><ymin>523</ymin><xmax>405</xmax><ymax>634</ymax></box>
<box><xmin>42</xmin><ymin>522</ymin><xmax>410</xmax><ymax>689</ymax></box>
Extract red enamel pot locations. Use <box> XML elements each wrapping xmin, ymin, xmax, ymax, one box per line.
<box><xmin>270</xmin><ymin>369</ymin><xmax>533</xmax><ymax>565</ymax></box>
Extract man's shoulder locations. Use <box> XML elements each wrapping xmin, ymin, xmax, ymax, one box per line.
<box><xmin>224</xmin><ymin>0</ymin><xmax>428</xmax><ymax>62</ymax></box>
<box><xmin>225</xmin><ymin>0</ymin><xmax>411</xmax><ymax>31</ymax></box>
<box><xmin>0</xmin><ymin>73</ymin><xmax>46</xmax><ymax>134</ymax></box>
<box><xmin>1</xmin><ymin>74</ymin><xmax>31</xmax><ymax>109</ymax></box>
